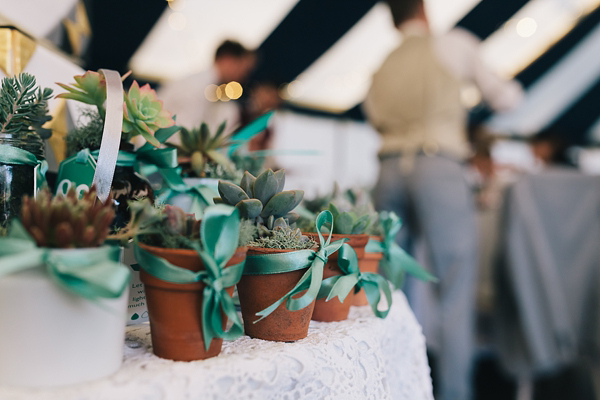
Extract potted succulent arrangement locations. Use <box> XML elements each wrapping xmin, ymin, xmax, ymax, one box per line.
<box><xmin>305</xmin><ymin>202</ymin><xmax>372</xmax><ymax>321</ymax></box>
<box><xmin>217</xmin><ymin>169</ymin><xmax>345</xmax><ymax>341</ymax></box>
<box><xmin>168</xmin><ymin>121</ymin><xmax>241</xmax><ymax>181</ymax></box>
<box><xmin>112</xmin><ymin>201</ymin><xmax>248</xmax><ymax>361</ymax></box>
<box><xmin>57</xmin><ymin>70</ymin><xmax>178</xmax><ymax>228</ymax></box>
<box><xmin>161</xmin><ymin>121</ymin><xmax>244</xmax><ymax>217</ymax></box>
<box><xmin>0</xmin><ymin>187</ymin><xmax>130</xmax><ymax>387</ymax></box>
<box><xmin>0</xmin><ymin>73</ymin><xmax>52</xmax><ymax>228</ymax></box>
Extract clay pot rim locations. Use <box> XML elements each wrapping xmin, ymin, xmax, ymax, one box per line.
<box><xmin>247</xmin><ymin>246</ymin><xmax>318</xmax><ymax>255</ymax></box>
<box><xmin>139</xmin><ymin>243</ymin><xmax>248</xmax><ymax>257</ymax></box>
<box><xmin>304</xmin><ymin>232</ymin><xmax>369</xmax><ymax>240</ymax></box>
<box><xmin>369</xmin><ymin>235</ymin><xmax>383</xmax><ymax>241</ymax></box>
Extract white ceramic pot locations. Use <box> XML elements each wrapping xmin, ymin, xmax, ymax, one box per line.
<box><xmin>0</xmin><ymin>251</ymin><xmax>129</xmax><ymax>388</ymax></box>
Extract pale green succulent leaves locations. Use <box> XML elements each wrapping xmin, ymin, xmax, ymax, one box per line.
<box><xmin>218</xmin><ymin>169</ymin><xmax>303</xmax><ymax>228</ymax></box>
<box><xmin>328</xmin><ymin>203</ymin><xmax>371</xmax><ymax>235</ymax></box>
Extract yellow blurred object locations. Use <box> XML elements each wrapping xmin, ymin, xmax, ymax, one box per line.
<box><xmin>0</xmin><ymin>27</ymin><xmax>36</xmax><ymax>75</ymax></box>
<box><xmin>45</xmin><ymin>99</ymin><xmax>69</xmax><ymax>164</ymax></box>
<box><xmin>63</xmin><ymin>1</ymin><xmax>91</xmax><ymax>57</ymax></box>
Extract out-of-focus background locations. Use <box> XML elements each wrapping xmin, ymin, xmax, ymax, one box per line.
<box><xmin>2</xmin><ymin>1</ymin><xmax>600</xmax><ymax>399</ymax></box>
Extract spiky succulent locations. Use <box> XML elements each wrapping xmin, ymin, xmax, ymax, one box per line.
<box><xmin>20</xmin><ymin>187</ymin><xmax>114</xmax><ymax>248</ymax></box>
<box><xmin>326</xmin><ymin>203</ymin><xmax>372</xmax><ymax>235</ymax></box>
<box><xmin>217</xmin><ymin>169</ymin><xmax>303</xmax><ymax>230</ymax></box>
<box><xmin>249</xmin><ymin>218</ymin><xmax>316</xmax><ymax>250</ymax></box>
<box><xmin>0</xmin><ymin>73</ymin><xmax>53</xmax><ymax>138</ymax></box>
<box><xmin>169</xmin><ymin>121</ymin><xmax>236</xmax><ymax>177</ymax></box>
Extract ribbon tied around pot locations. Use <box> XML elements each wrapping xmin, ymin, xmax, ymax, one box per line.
<box><xmin>0</xmin><ymin>221</ymin><xmax>130</xmax><ymax>300</ymax></box>
<box><xmin>318</xmin><ymin>242</ymin><xmax>393</xmax><ymax>319</ymax></box>
<box><xmin>134</xmin><ymin>204</ymin><xmax>244</xmax><ymax>350</ymax></box>
<box><xmin>246</xmin><ymin>210</ymin><xmax>346</xmax><ymax>322</ymax></box>
<box><xmin>365</xmin><ymin>211</ymin><xmax>437</xmax><ymax>289</ymax></box>
<box><xmin>0</xmin><ymin>144</ymin><xmax>48</xmax><ymax>189</ymax></box>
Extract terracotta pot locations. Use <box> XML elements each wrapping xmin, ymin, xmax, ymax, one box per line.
<box><xmin>305</xmin><ymin>233</ymin><xmax>369</xmax><ymax>322</ymax></box>
<box><xmin>237</xmin><ymin>247</ymin><xmax>316</xmax><ymax>342</ymax></box>
<box><xmin>139</xmin><ymin>244</ymin><xmax>247</xmax><ymax>361</ymax></box>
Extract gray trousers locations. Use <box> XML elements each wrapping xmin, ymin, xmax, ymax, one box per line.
<box><xmin>374</xmin><ymin>155</ymin><xmax>478</xmax><ymax>400</ymax></box>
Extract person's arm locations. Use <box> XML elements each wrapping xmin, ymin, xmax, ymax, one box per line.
<box><xmin>436</xmin><ymin>27</ymin><xmax>524</xmax><ymax>112</ymax></box>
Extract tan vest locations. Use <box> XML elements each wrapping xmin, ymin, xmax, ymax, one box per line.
<box><xmin>365</xmin><ymin>35</ymin><xmax>470</xmax><ymax>159</ymax></box>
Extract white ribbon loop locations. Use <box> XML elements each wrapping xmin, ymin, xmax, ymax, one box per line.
<box><xmin>92</xmin><ymin>69</ymin><xmax>124</xmax><ymax>202</ymax></box>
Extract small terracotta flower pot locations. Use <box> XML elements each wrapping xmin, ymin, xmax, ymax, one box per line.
<box><xmin>305</xmin><ymin>233</ymin><xmax>369</xmax><ymax>322</ymax></box>
<box><xmin>237</xmin><ymin>247</ymin><xmax>316</xmax><ymax>342</ymax></box>
<box><xmin>139</xmin><ymin>244</ymin><xmax>247</xmax><ymax>361</ymax></box>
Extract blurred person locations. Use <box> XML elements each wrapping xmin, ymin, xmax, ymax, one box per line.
<box><xmin>364</xmin><ymin>1</ymin><xmax>523</xmax><ymax>400</ymax></box>
<box><xmin>242</xmin><ymin>80</ymin><xmax>282</xmax><ymax>152</ymax></box>
<box><xmin>529</xmin><ymin>129</ymin><xmax>574</xmax><ymax>168</ymax></box>
<box><xmin>159</xmin><ymin>40</ymin><xmax>256</xmax><ymax>136</ymax></box>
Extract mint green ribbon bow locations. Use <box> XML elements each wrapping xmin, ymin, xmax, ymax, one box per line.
<box><xmin>244</xmin><ymin>210</ymin><xmax>346</xmax><ymax>322</ymax></box>
<box><xmin>90</xmin><ymin>124</ymin><xmax>180</xmax><ymax>170</ymax></box>
<box><xmin>133</xmin><ymin>204</ymin><xmax>244</xmax><ymax>350</ymax></box>
<box><xmin>318</xmin><ymin>243</ymin><xmax>393</xmax><ymax>319</ymax></box>
<box><xmin>0</xmin><ymin>144</ymin><xmax>48</xmax><ymax>189</ymax></box>
<box><xmin>156</xmin><ymin>169</ymin><xmax>217</xmax><ymax>218</ymax></box>
<box><xmin>365</xmin><ymin>211</ymin><xmax>437</xmax><ymax>289</ymax></box>
<box><xmin>0</xmin><ymin>220</ymin><xmax>131</xmax><ymax>300</ymax></box>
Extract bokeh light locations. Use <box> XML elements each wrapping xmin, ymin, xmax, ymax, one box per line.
<box><xmin>225</xmin><ymin>81</ymin><xmax>243</xmax><ymax>100</ymax></box>
<box><xmin>516</xmin><ymin>17</ymin><xmax>537</xmax><ymax>38</ymax></box>
<box><xmin>168</xmin><ymin>12</ymin><xmax>186</xmax><ymax>31</ymax></box>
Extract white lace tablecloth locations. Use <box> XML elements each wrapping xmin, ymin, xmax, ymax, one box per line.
<box><xmin>0</xmin><ymin>292</ymin><xmax>433</xmax><ymax>400</ymax></box>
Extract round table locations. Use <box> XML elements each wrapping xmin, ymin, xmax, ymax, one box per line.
<box><xmin>0</xmin><ymin>292</ymin><xmax>433</xmax><ymax>400</ymax></box>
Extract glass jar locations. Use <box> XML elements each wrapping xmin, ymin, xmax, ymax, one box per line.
<box><xmin>0</xmin><ymin>132</ymin><xmax>44</xmax><ymax>228</ymax></box>
<box><xmin>110</xmin><ymin>142</ymin><xmax>154</xmax><ymax>230</ymax></box>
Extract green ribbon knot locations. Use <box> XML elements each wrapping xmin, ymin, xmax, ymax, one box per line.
<box><xmin>318</xmin><ymin>243</ymin><xmax>393</xmax><ymax>319</ymax></box>
<box><xmin>156</xmin><ymin>169</ymin><xmax>218</xmax><ymax>218</ymax></box>
<box><xmin>0</xmin><ymin>221</ymin><xmax>130</xmax><ymax>300</ymax></box>
<box><xmin>133</xmin><ymin>204</ymin><xmax>244</xmax><ymax>350</ymax></box>
<box><xmin>365</xmin><ymin>211</ymin><xmax>437</xmax><ymax>289</ymax></box>
<box><xmin>245</xmin><ymin>210</ymin><xmax>346</xmax><ymax>323</ymax></box>
<box><xmin>0</xmin><ymin>144</ymin><xmax>48</xmax><ymax>189</ymax></box>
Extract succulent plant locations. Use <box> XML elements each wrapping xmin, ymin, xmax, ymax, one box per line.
<box><xmin>109</xmin><ymin>199</ymin><xmax>199</xmax><ymax>249</ymax></box>
<box><xmin>57</xmin><ymin>70</ymin><xmax>175</xmax><ymax>147</ymax></box>
<box><xmin>0</xmin><ymin>73</ymin><xmax>53</xmax><ymax>138</ymax></box>
<box><xmin>217</xmin><ymin>169</ymin><xmax>303</xmax><ymax>230</ymax></box>
<box><xmin>56</xmin><ymin>70</ymin><xmax>110</xmax><ymax>114</ymax></box>
<box><xmin>249</xmin><ymin>219</ymin><xmax>316</xmax><ymax>250</ymax></box>
<box><xmin>122</xmin><ymin>81</ymin><xmax>175</xmax><ymax>147</ymax></box>
<box><xmin>326</xmin><ymin>203</ymin><xmax>372</xmax><ymax>235</ymax></box>
<box><xmin>168</xmin><ymin>121</ymin><xmax>236</xmax><ymax>178</ymax></box>
<box><xmin>19</xmin><ymin>187</ymin><xmax>115</xmax><ymax>248</ymax></box>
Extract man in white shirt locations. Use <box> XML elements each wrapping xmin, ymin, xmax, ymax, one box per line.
<box><xmin>158</xmin><ymin>40</ymin><xmax>256</xmax><ymax>136</ymax></box>
<box><xmin>365</xmin><ymin>1</ymin><xmax>523</xmax><ymax>400</ymax></box>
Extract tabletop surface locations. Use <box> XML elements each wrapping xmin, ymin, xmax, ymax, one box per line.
<box><xmin>0</xmin><ymin>291</ymin><xmax>433</xmax><ymax>400</ymax></box>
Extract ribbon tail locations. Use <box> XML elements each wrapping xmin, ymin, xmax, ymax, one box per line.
<box><xmin>390</xmin><ymin>245</ymin><xmax>438</xmax><ymax>283</ymax></box>
<box><xmin>381</xmin><ymin>258</ymin><xmax>406</xmax><ymax>290</ymax></box>
<box><xmin>286</xmin><ymin>259</ymin><xmax>325</xmax><ymax>311</ymax></box>
<box><xmin>255</xmin><ymin>267</ymin><xmax>313</xmax><ymax>322</ymax></box>
<box><xmin>363</xmin><ymin>274</ymin><xmax>393</xmax><ymax>319</ymax></box>
<box><xmin>322</xmin><ymin>274</ymin><xmax>358</xmax><ymax>303</ymax></box>
<box><xmin>202</xmin><ymin>286</ymin><xmax>217</xmax><ymax>351</ymax></box>
<box><xmin>217</xmin><ymin>294</ymin><xmax>244</xmax><ymax>341</ymax></box>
